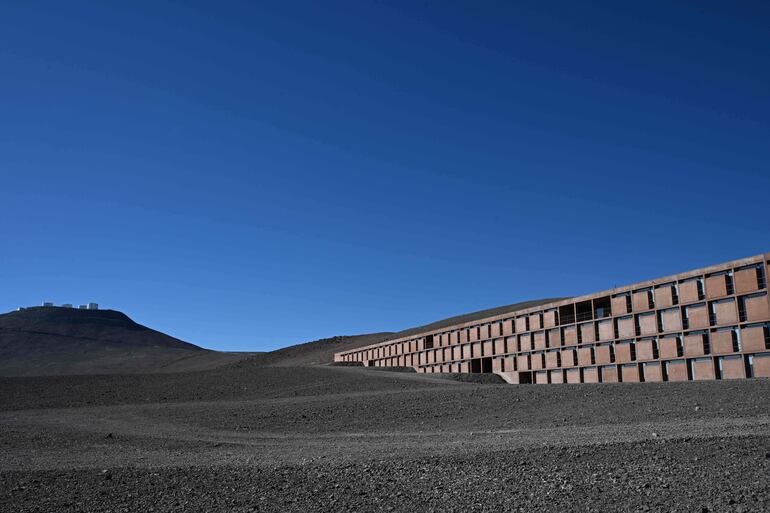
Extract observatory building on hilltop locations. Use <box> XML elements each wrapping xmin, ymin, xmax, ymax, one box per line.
<box><xmin>37</xmin><ymin>302</ymin><xmax>99</xmax><ymax>310</ymax></box>
<box><xmin>335</xmin><ymin>253</ymin><xmax>770</xmax><ymax>384</ymax></box>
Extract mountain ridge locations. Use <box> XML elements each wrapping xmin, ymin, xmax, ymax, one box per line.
<box><xmin>0</xmin><ymin>297</ymin><xmax>571</xmax><ymax>376</ymax></box>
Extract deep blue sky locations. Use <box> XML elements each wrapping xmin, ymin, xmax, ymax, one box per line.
<box><xmin>1</xmin><ymin>1</ymin><xmax>769</xmax><ymax>351</ymax></box>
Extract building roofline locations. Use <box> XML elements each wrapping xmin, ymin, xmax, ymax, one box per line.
<box><xmin>335</xmin><ymin>252</ymin><xmax>769</xmax><ymax>356</ymax></box>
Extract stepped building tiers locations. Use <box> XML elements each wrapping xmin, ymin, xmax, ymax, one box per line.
<box><xmin>335</xmin><ymin>253</ymin><xmax>770</xmax><ymax>384</ymax></box>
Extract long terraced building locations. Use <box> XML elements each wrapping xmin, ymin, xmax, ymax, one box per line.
<box><xmin>334</xmin><ymin>253</ymin><xmax>770</xmax><ymax>384</ymax></box>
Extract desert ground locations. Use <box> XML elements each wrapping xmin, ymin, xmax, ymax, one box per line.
<box><xmin>2</xmin><ymin>356</ymin><xmax>769</xmax><ymax>512</ymax></box>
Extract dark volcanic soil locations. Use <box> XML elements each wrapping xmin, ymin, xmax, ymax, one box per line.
<box><xmin>1</xmin><ymin>365</ymin><xmax>769</xmax><ymax>512</ymax></box>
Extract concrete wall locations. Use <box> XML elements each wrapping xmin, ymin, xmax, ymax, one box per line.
<box><xmin>334</xmin><ymin>254</ymin><xmax>770</xmax><ymax>385</ymax></box>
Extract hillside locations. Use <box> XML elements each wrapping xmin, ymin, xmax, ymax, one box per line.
<box><xmin>0</xmin><ymin>307</ymin><xmax>252</xmax><ymax>376</ymax></box>
<box><xmin>240</xmin><ymin>297</ymin><xmax>568</xmax><ymax>368</ymax></box>
<box><xmin>389</xmin><ymin>298</ymin><xmax>567</xmax><ymax>339</ymax></box>
<box><xmin>0</xmin><ymin>298</ymin><xmax>568</xmax><ymax>375</ymax></box>
<box><xmin>241</xmin><ymin>333</ymin><xmax>395</xmax><ymax>367</ymax></box>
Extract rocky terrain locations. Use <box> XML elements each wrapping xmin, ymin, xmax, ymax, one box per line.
<box><xmin>1</xmin><ymin>305</ymin><xmax>768</xmax><ymax>511</ymax></box>
<box><xmin>1</xmin><ymin>362</ymin><xmax>769</xmax><ymax>512</ymax></box>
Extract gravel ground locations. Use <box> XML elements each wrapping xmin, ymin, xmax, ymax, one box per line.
<box><xmin>1</xmin><ymin>365</ymin><xmax>769</xmax><ymax>511</ymax></box>
<box><xmin>2</xmin><ymin>437</ymin><xmax>768</xmax><ymax>512</ymax></box>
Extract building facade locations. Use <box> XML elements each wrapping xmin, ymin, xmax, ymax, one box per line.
<box><xmin>334</xmin><ymin>253</ymin><xmax>770</xmax><ymax>384</ymax></box>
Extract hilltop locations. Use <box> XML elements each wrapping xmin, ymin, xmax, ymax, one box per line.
<box><xmin>0</xmin><ymin>307</ymin><xmax>252</xmax><ymax>376</ymax></box>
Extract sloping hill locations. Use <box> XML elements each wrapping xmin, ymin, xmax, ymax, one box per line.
<box><xmin>390</xmin><ymin>298</ymin><xmax>567</xmax><ymax>339</ymax></box>
<box><xmin>0</xmin><ymin>297</ymin><xmax>570</xmax><ymax>375</ymax></box>
<box><xmin>0</xmin><ymin>307</ymin><xmax>252</xmax><ymax>376</ymax></box>
<box><xmin>240</xmin><ymin>333</ymin><xmax>396</xmax><ymax>368</ymax></box>
<box><xmin>240</xmin><ymin>297</ymin><xmax>568</xmax><ymax>367</ymax></box>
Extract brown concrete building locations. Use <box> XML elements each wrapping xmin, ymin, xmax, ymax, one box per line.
<box><xmin>334</xmin><ymin>253</ymin><xmax>770</xmax><ymax>384</ymax></box>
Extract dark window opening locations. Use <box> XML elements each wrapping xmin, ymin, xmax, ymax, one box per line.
<box><xmin>576</xmin><ymin>300</ymin><xmax>593</xmax><ymax>322</ymax></box>
<box><xmin>470</xmin><ymin>358</ymin><xmax>494</xmax><ymax>373</ymax></box>
<box><xmin>695</xmin><ymin>279</ymin><xmax>705</xmax><ymax>300</ymax></box>
<box><xmin>594</xmin><ymin>296</ymin><xmax>612</xmax><ymax>318</ymax></box>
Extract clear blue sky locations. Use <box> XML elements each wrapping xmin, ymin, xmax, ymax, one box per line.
<box><xmin>1</xmin><ymin>1</ymin><xmax>769</xmax><ymax>351</ymax></box>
